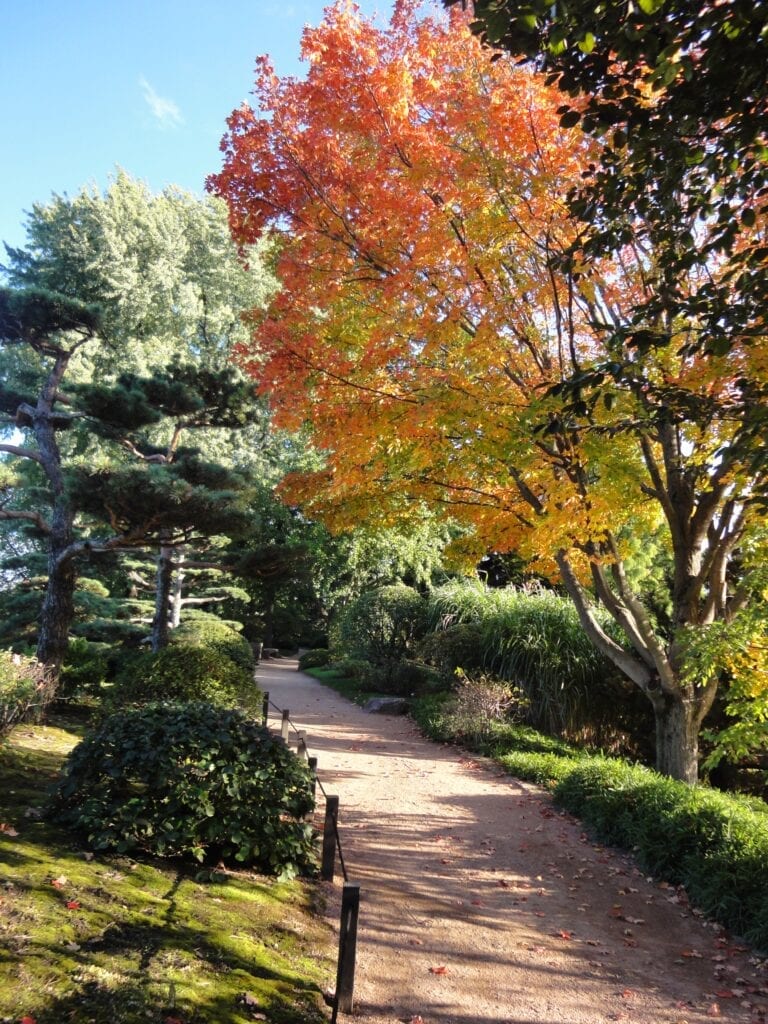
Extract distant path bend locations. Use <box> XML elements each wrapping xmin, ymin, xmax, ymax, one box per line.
<box><xmin>256</xmin><ymin>658</ymin><xmax>768</xmax><ymax>1024</ymax></box>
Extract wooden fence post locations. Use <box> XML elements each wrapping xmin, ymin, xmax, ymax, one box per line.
<box><xmin>280</xmin><ymin>709</ymin><xmax>290</xmax><ymax>743</ymax></box>
<box><xmin>321</xmin><ymin>795</ymin><xmax>339</xmax><ymax>882</ymax></box>
<box><xmin>261</xmin><ymin>691</ymin><xmax>270</xmax><ymax>728</ymax></box>
<box><xmin>332</xmin><ymin>882</ymin><xmax>360</xmax><ymax>1021</ymax></box>
<box><xmin>296</xmin><ymin>730</ymin><xmax>308</xmax><ymax>760</ymax></box>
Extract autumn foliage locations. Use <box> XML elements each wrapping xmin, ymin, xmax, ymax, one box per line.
<box><xmin>210</xmin><ymin>0</ymin><xmax>768</xmax><ymax>781</ymax></box>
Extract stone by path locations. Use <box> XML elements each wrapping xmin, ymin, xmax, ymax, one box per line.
<box><xmin>256</xmin><ymin>659</ymin><xmax>768</xmax><ymax>1024</ymax></box>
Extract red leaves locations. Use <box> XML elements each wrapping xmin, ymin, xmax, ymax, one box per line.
<box><xmin>556</xmin><ymin>929</ymin><xmax>573</xmax><ymax>940</ymax></box>
<box><xmin>429</xmin><ymin>965</ymin><xmax>449</xmax><ymax>975</ymax></box>
<box><xmin>20</xmin><ymin>1017</ymin><xmax>37</xmax><ymax>1024</ymax></box>
<box><xmin>65</xmin><ymin>899</ymin><xmax>81</xmax><ymax>910</ymax></box>
<box><xmin>0</xmin><ymin>822</ymin><xmax>19</xmax><ymax>837</ymax></box>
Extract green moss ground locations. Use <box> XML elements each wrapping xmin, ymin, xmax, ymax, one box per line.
<box><xmin>0</xmin><ymin>713</ymin><xmax>335</xmax><ymax>1024</ymax></box>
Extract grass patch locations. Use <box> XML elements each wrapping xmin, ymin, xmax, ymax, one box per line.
<box><xmin>303</xmin><ymin>666</ymin><xmax>385</xmax><ymax>706</ymax></box>
<box><xmin>0</xmin><ymin>712</ymin><xmax>335</xmax><ymax>1024</ymax></box>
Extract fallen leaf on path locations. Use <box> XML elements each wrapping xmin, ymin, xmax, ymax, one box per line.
<box><xmin>429</xmin><ymin>965</ymin><xmax>449</xmax><ymax>975</ymax></box>
<box><xmin>407</xmin><ymin>1016</ymin><xmax>424</xmax><ymax>1023</ymax></box>
<box><xmin>0</xmin><ymin>822</ymin><xmax>19</xmax><ymax>836</ymax></box>
<box><xmin>65</xmin><ymin>900</ymin><xmax>81</xmax><ymax>910</ymax></box>
<box><xmin>715</xmin><ymin>990</ymin><xmax>736</xmax><ymax>998</ymax></box>
<box><xmin>556</xmin><ymin>930</ymin><xmax>573</xmax><ymax>940</ymax></box>
<box><xmin>681</xmin><ymin>949</ymin><xmax>703</xmax><ymax>958</ymax></box>
<box><xmin>408</xmin><ymin>939</ymin><xmax>424</xmax><ymax>946</ymax></box>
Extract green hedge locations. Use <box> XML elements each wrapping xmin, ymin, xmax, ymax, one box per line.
<box><xmin>411</xmin><ymin>693</ymin><xmax>768</xmax><ymax>949</ymax></box>
<box><xmin>554</xmin><ymin>759</ymin><xmax>768</xmax><ymax>948</ymax></box>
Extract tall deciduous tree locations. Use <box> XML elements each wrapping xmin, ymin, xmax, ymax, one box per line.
<box><xmin>211</xmin><ymin>0</ymin><xmax>768</xmax><ymax>781</ymax></box>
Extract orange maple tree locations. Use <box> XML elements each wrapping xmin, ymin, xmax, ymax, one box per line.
<box><xmin>210</xmin><ymin>0</ymin><xmax>768</xmax><ymax>782</ymax></box>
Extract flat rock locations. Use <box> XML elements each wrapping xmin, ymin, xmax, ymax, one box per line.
<box><xmin>364</xmin><ymin>697</ymin><xmax>409</xmax><ymax>715</ymax></box>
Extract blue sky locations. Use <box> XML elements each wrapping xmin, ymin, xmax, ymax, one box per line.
<box><xmin>1</xmin><ymin>0</ymin><xmax>384</xmax><ymax>253</ymax></box>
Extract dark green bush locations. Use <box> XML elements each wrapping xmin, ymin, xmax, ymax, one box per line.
<box><xmin>364</xmin><ymin>658</ymin><xmax>442</xmax><ymax>696</ymax></box>
<box><xmin>298</xmin><ymin>649</ymin><xmax>330</xmax><ymax>671</ymax></box>
<box><xmin>49</xmin><ymin>702</ymin><xmax>315</xmax><ymax>878</ymax></box>
<box><xmin>553</xmin><ymin>759</ymin><xmax>768</xmax><ymax>947</ymax></box>
<box><xmin>417</xmin><ymin>622</ymin><xmax>486</xmax><ymax>677</ymax></box>
<box><xmin>59</xmin><ymin>638</ymin><xmax>109</xmax><ymax>698</ymax></box>
<box><xmin>172</xmin><ymin>617</ymin><xmax>255</xmax><ymax>673</ymax></box>
<box><xmin>331</xmin><ymin>585</ymin><xmax>428</xmax><ymax>667</ymax></box>
<box><xmin>110</xmin><ymin>644</ymin><xmax>256</xmax><ymax>711</ymax></box>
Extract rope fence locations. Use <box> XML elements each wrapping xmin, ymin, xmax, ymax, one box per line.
<box><xmin>262</xmin><ymin>690</ymin><xmax>358</xmax><ymax>1015</ymax></box>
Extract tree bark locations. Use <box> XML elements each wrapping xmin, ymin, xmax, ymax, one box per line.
<box><xmin>151</xmin><ymin>541</ymin><xmax>174</xmax><ymax>652</ymax></box>
<box><xmin>36</xmin><ymin>549</ymin><xmax>77</xmax><ymax>683</ymax></box>
<box><xmin>653</xmin><ymin>695</ymin><xmax>700</xmax><ymax>784</ymax></box>
<box><xmin>170</xmin><ymin>547</ymin><xmax>186</xmax><ymax>629</ymax></box>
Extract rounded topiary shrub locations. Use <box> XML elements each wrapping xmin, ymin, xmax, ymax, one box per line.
<box><xmin>110</xmin><ymin>644</ymin><xmax>256</xmax><ymax>711</ymax></box>
<box><xmin>298</xmin><ymin>649</ymin><xmax>330</xmax><ymax>671</ymax></box>
<box><xmin>50</xmin><ymin>702</ymin><xmax>315</xmax><ymax>878</ymax></box>
<box><xmin>171</xmin><ymin>618</ymin><xmax>255</xmax><ymax>674</ymax></box>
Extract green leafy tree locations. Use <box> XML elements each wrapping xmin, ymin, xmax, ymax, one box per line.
<box><xmin>451</xmin><ymin>0</ymin><xmax>768</xmax><ymax>359</ymax></box>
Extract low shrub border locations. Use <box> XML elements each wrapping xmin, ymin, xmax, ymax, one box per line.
<box><xmin>411</xmin><ymin>693</ymin><xmax>768</xmax><ymax>950</ymax></box>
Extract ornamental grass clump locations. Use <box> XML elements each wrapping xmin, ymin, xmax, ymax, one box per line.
<box><xmin>49</xmin><ymin>702</ymin><xmax>315</xmax><ymax>879</ymax></box>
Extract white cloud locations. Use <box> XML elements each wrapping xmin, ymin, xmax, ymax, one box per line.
<box><xmin>139</xmin><ymin>76</ymin><xmax>184</xmax><ymax>129</ymax></box>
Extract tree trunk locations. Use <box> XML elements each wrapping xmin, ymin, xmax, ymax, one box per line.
<box><xmin>654</xmin><ymin>695</ymin><xmax>700</xmax><ymax>784</ymax></box>
<box><xmin>170</xmin><ymin>547</ymin><xmax>186</xmax><ymax>629</ymax></box>
<box><xmin>151</xmin><ymin>541</ymin><xmax>174</xmax><ymax>652</ymax></box>
<box><xmin>36</xmin><ymin>550</ymin><xmax>77</xmax><ymax>685</ymax></box>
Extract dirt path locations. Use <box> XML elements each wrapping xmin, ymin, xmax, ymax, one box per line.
<box><xmin>256</xmin><ymin>659</ymin><xmax>768</xmax><ymax>1024</ymax></box>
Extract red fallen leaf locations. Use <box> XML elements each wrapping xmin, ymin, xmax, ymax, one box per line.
<box><xmin>20</xmin><ymin>1017</ymin><xmax>37</xmax><ymax>1024</ymax></box>
<box><xmin>408</xmin><ymin>1017</ymin><xmax>425</xmax><ymax>1024</ymax></box>
<box><xmin>0</xmin><ymin>823</ymin><xmax>19</xmax><ymax>836</ymax></box>
<box><xmin>470</xmin><ymin>899</ymin><xmax>484</xmax><ymax>906</ymax></box>
<box><xmin>429</xmin><ymin>965</ymin><xmax>449</xmax><ymax>975</ymax></box>
<box><xmin>408</xmin><ymin>938</ymin><xmax>424</xmax><ymax>946</ymax></box>
<box><xmin>65</xmin><ymin>900</ymin><xmax>80</xmax><ymax>910</ymax></box>
<box><xmin>681</xmin><ymin>949</ymin><xmax>703</xmax><ymax>958</ymax></box>
<box><xmin>556</xmin><ymin>930</ymin><xmax>573</xmax><ymax>940</ymax></box>
<box><xmin>621</xmin><ymin>989</ymin><xmax>636</xmax><ymax>999</ymax></box>
<box><xmin>715</xmin><ymin>990</ymin><xmax>736</xmax><ymax>998</ymax></box>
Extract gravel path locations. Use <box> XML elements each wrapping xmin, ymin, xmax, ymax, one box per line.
<box><xmin>256</xmin><ymin>659</ymin><xmax>768</xmax><ymax>1024</ymax></box>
